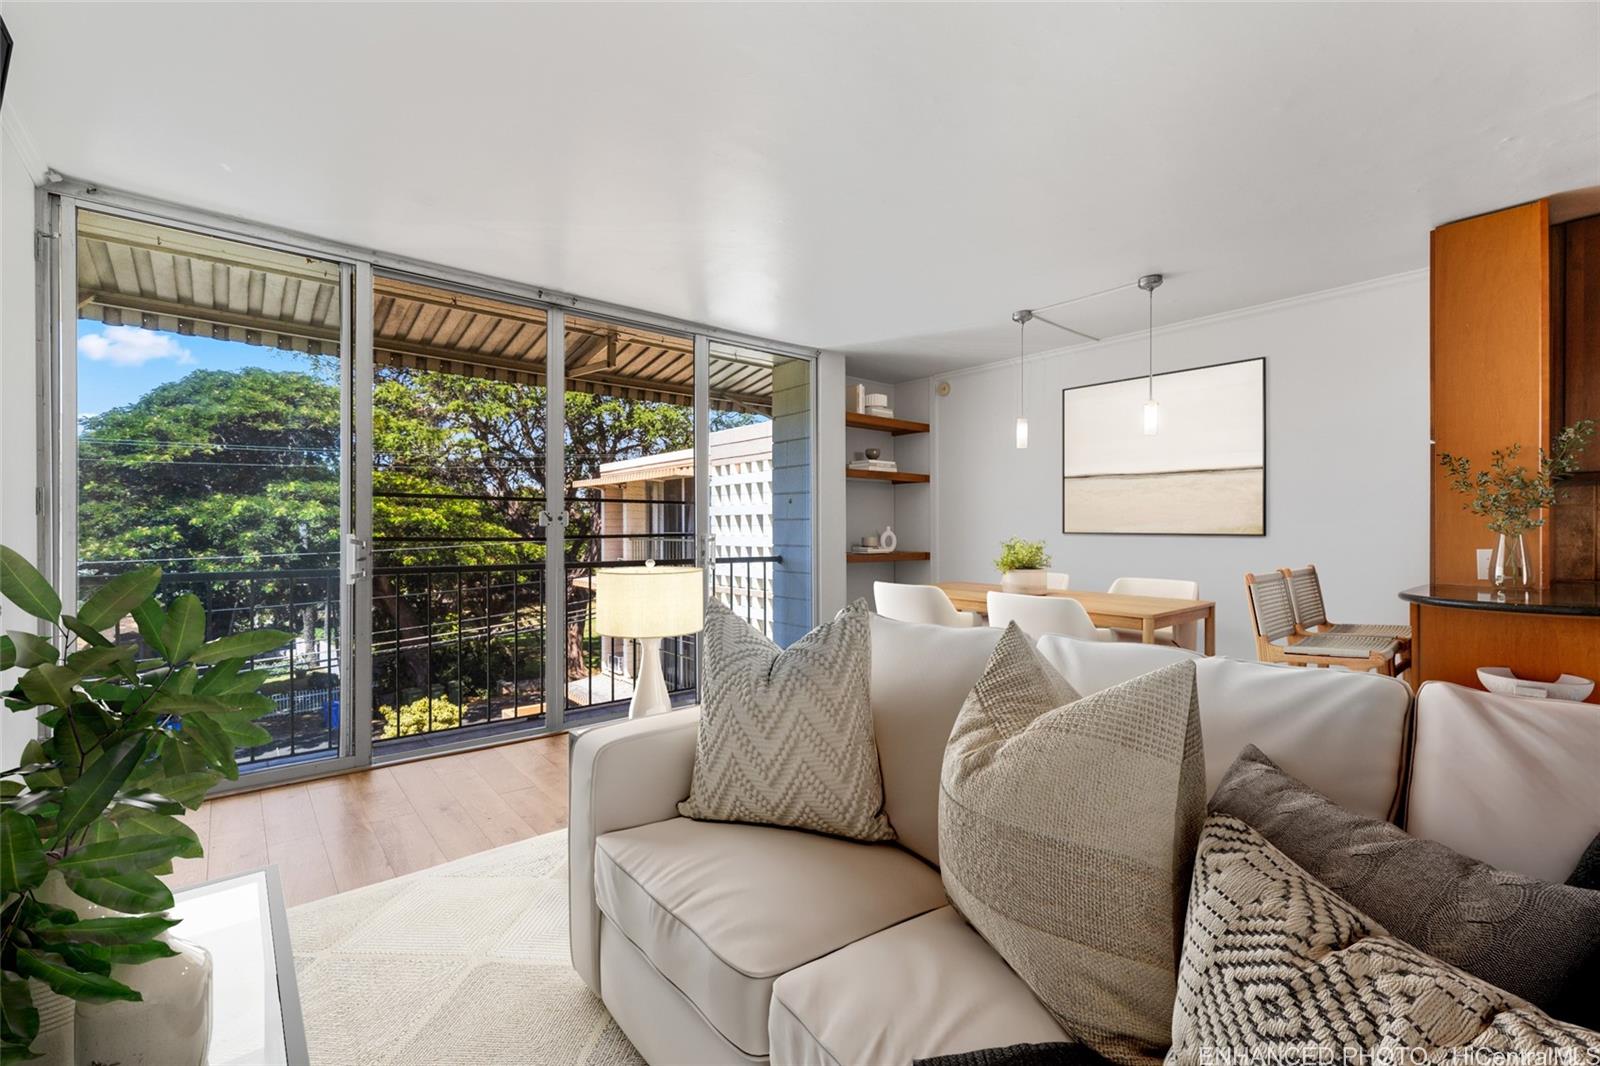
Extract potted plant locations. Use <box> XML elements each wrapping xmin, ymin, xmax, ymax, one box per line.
<box><xmin>994</xmin><ymin>538</ymin><xmax>1052</xmax><ymax>594</ymax></box>
<box><xmin>1</xmin><ymin>544</ymin><xmax>291</xmax><ymax>1064</ymax></box>
<box><xmin>1438</xmin><ymin>419</ymin><xmax>1595</xmax><ymax>589</ymax></box>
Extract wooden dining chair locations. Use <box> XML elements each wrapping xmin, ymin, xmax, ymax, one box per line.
<box><xmin>1284</xmin><ymin>565</ymin><xmax>1412</xmax><ymax>641</ymax></box>
<box><xmin>1244</xmin><ymin>571</ymin><xmax>1408</xmax><ymax>676</ymax></box>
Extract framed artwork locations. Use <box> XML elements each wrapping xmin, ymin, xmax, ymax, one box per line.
<box><xmin>1062</xmin><ymin>357</ymin><xmax>1265</xmax><ymax>535</ymax></box>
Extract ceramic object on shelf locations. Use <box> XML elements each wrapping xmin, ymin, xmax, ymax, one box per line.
<box><xmin>880</xmin><ymin>526</ymin><xmax>898</xmax><ymax>552</ymax></box>
<box><xmin>75</xmin><ymin>931</ymin><xmax>213</xmax><ymax>1066</ymax></box>
<box><xmin>864</xmin><ymin>447</ymin><xmax>881</xmax><ymax>460</ymax></box>
<box><xmin>1475</xmin><ymin>667</ymin><xmax>1594</xmax><ymax>701</ymax></box>
<box><xmin>864</xmin><ymin>393</ymin><xmax>889</xmax><ymax>409</ymax></box>
<box><xmin>853</xmin><ymin>383</ymin><xmax>866</xmax><ymax>414</ymax></box>
<box><xmin>1001</xmin><ymin>568</ymin><xmax>1047</xmax><ymax>594</ymax></box>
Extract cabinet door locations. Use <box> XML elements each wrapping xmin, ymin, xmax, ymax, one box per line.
<box><xmin>1562</xmin><ymin>214</ymin><xmax>1600</xmax><ymax>473</ymax></box>
<box><xmin>1430</xmin><ymin>201</ymin><xmax>1551</xmax><ymax>585</ymax></box>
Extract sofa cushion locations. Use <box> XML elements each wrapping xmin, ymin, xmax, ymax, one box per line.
<box><xmin>941</xmin><ymin>625</ymin><xmax>1205</xmax><ymax>1065</ymax></box>
<box><xmin>680</xmin><ymin>598</ymin><xmax>893</xmax><ymax>841</ymax></box>
<box><xmin>1036</xmin><ymin>637</ymin><xmax>1410</xmax><ymax>820</ymax></box>
<box><xmin>769</xmin><ymin>907</ymin><xmax>1069</xmax><ymax>1065</ymax></box>
<box><xmin>870</xmin><ymin>614</ymin><xmax>1003</xmax><ymax>864</ymax></box>
<box><xmin>1210</xmin><ymin>744</ymin><xmax>1600</xmax><ymax>1026</ymax></box>
<box><xmin>1408</xmin><ymin>681</ymin><xmax>1600</xmax><ymax>882</ymax></box>
<box><xmin>593</xmin><ymin>817</ymin><xmax>945</xmax><ymax>1057</ymax></box>
<box><xmin>1169</xmin><ymin>815</ymin><xmax>1600</xmax><ymax>1063</ymax></box>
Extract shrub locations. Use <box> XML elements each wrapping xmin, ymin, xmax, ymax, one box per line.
<box><xmin>377</xmin><ymin>695</ymin><xmax>464</xmax><ymax>737</ymax></box>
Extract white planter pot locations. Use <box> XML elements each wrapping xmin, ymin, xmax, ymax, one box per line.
<box><xmin>1001</xmin><ymin>569</ymin><xmax>1047</xmax><ymax>593</ymax></box>
<box><xmin>75</xmin><ymin>932</ymin><xmax>212</xmax><ymax>1066</ymax></box>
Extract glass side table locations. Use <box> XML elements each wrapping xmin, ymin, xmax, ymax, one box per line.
<box><xmin>170</xmin><ymin>867</ymin><xmax>309</xmax><ymax>1066</ymax></box>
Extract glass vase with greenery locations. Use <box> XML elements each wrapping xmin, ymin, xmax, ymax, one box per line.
<box><xmin>1</xmin><ymin>544</ymin><xmax>290</xmax><ymax>1063</ymax></box>
<box><xmin>1437</xmin><ymin>419</ymin><xmax>1596</xmax><ymax>588</ymax></box>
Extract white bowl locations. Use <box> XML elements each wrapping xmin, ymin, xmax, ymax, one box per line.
<box><xmin>1476</xmin><ymin>667</ymin><xmax>1594</xmax><ymax>701</ymax></box>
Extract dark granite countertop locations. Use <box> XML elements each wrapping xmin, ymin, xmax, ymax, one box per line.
<box><xmin>1400</xmin><ymin>582</ymin><xmax>1600</xmax><ymax>617</ymax></box>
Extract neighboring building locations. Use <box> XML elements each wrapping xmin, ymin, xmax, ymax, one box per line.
<box><xmin>575</xmin><ymin>404</ymin><xmax>813</xmax><ymax>686</ymax></box>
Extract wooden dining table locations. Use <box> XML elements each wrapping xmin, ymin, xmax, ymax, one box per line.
<box><xmin>935</xmin><ymin>581</ymin><xmax>1218</xmax><ymax>655</ymax></box>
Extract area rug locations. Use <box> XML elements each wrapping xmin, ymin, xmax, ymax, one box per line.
<box><xmin>289</xmin><ymin>829</ymin><xmax>643</xmax><ymax>1066</ymax></box>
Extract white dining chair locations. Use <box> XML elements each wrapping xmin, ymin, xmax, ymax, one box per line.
<box><xmin>986</xmin><ymin>591</ymin><xmax>1114</xmax><ymax>642</ymax></box>
<box><xmin>1046</xmin><ymin>572</ymin><xmax>1071</xmax><ymax>590</ymax></box>
<box><xmin>1107</xmin><ymin>576</ymin><xmax>1200</xmax><ymax>649</ymax></box>
<box><xmin>873</xmin><ymin>582</ymin><xmax>981</xmax><ymax>628</ymax></box>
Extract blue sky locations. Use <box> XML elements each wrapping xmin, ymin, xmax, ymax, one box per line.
<box><xmin>75</xmin><ymin>320</ymin><xmax>332</xmax><ymax>422</ymax></box>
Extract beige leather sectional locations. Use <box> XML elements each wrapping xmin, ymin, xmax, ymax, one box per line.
<box><xmin>568</xmin><ymin>615</ymin><xmax>1598</xmax><ymax>1065</ymax></box>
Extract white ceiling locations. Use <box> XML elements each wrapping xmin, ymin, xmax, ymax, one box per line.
<box><xmin>4</xmin><ymin>2</ymin><xmax>1597</xmax><ymax>381</ymax></box>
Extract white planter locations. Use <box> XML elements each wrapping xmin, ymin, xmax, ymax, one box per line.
<box><xmin>1001</xmin><ymin>569</ymin><xmax>1047</xmax><ymax>593</ymax></box>
<box><xmin>75</xmin><ymin>932</ymin><xmax>212</xmax><ymax>1066</ymax></box>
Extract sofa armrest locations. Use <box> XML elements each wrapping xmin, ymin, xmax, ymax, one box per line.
<box><xmin>567</xmin><ymin>706</ymin><xmax>701</xmax><ymax>993</ymax></box>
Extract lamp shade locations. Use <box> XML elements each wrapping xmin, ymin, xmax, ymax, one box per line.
<box><xmin>592</xmin><ymin>565</ymin><xmax>705</xmax><ymax>638</ymax></box>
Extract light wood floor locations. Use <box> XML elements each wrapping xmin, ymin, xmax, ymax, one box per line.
<box><xmin>166</xmin><ymin>734</ymin><xmax>569</xmax><ymax>907</ymax></box>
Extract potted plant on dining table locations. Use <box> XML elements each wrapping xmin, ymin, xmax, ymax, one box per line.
<box><xmin>995</xmin><ymin>537</ymin><xmax>1052</xmax><ymax>594</ymax></box>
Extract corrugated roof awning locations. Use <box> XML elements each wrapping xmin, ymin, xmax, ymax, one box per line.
<box><xmin>76</xmin><ymin>211</ymin><xmax>779</xmax><ymax>414</ymax></box>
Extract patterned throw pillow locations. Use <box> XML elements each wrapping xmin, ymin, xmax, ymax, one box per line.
<box><xmin>1209</xmin><ymin>744</ymin><xmax>1600</xmax><ymax>1026</ymax></box>
<box><xmin>939</xmin><ymin>624</ymin><xmax>1205</xmax><ymax>1066</ymax></box>
<box><xmin>677</xmin><ymin>598</ymin><xmax>893</xmax><ymax>842</ymax></box>
<box><xmin>1170</xmin><ymin>815</ymin><xmax>1600</xmax><ymax>1063</ymax></box>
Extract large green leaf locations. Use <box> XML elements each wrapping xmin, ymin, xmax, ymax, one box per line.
<box><xmin>32</xmin><ymin>914</ymin><xmax>179</xmax><ymax>944</ymax></box>
<box><xmin>59</xmin><ymin>868</ymin><xmax>173</xmax><ymax>915</ymax></box>
<box><xmin>110</xmin><ymin>811</ymin><xmax>202</xmax><ymax>857</ymax></box>
<box><xmin>2</xmin><ymin>1040</ymin><xmax>44</xmax><ymax>1065</ymax></box>
<box><xmin>55</xmin><ymin>834</ymin><xmax>192</xmax><ymax>877</ymax></box>
<box><xmin>0</xmin><ymin>974</ymin><xmax>40</xmax><ymax>1048</ymax></box>
<box><xmin>13</xmin><ymin>949</ymin><xmax>141</xmax><ymax>1003</ymax></box>
<box><xmin>16</xmin><ymin>664</ymin><xmax>80</xmax><ymax>710</ymax></box>
<box><xmin>176</xmin><ymin>714</ymin><xmax>238</xmax><ymax>780</ymax></box>
<box><xmin>159</xmin><ymin>594</ymin><xmax>206</xmax><ymax>663</ymax></box>
<box><xmin>145</xmin><ymin>694</ymin><xmax>227</xmax><ymax>717</ymax></box>
<box><xmin>0</xmin><ymin>546</ymin><xmax>61</xmax><ymax>623</ymax></box>
<box><xmin>53</xmin><ymin>735</ymin><xmax>149</xmax><ymax>843</ymax></box>
<box><xmin>59</xmin><ymin>614</ymin><xmax>113</xmax><ymax>649</ymax></box>
<box><xmin>64</xmin><ymin>645</ymin><xmax>134</xmax><ymax>680</ymax></box>
<box><xmin>129</xmin><ymin>598</ymin><xmax>169</xmax><ymax>659</ymax></box>
<box><xmin>0</xmin><ymin>635</ymin><xmax>13</xmax><ymax>672</ymax></box>
<box><xmin>75</xmin><ymin>567</ymin><xmax>161</xmax><ymax>631</ymax></box>
<box><xmin>0</xmin><ymin>808</ymin><xmax>47</xmax><ymax>895</ymax></box>
<box><xmin>190</xmin><ymin>629</ymin><xmax>293</xmax><ymax>665</ymax></box>
<box><xmin>86</xmin><ymin>939</ymin><xmax>180</xmax><ymax>965</ymax></box>
<box><xmin>6</xmin><ymin>632</ymin><xmax>57</xmax><ymax>669</ymax></box>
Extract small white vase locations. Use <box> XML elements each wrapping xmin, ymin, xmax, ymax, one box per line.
<box><xmin>74</xmin><ymin>932</ymin><xmax>212</xmax><ymax>1066</ymax></box>
<box><xmin>880</xmin><ymin>525</ymin><xmax>898</xmax><ymax>552</ymax></box>
<box><xmin>1001</xmin><ymin>569</ymin><xmax>1047</xmax><ymax>593</ymax></box>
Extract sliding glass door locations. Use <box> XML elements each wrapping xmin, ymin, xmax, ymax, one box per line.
<box><xmin>50</xmin><ymin>196</ymin><xmax>817</xmax><ymax>789</ymax></box>
<box><xmin>65</xmin><ymin>207</ymin><xmax>356</xmax><ymax>779</ymax></box>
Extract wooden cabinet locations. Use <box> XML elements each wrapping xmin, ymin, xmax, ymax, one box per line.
<box><xmin>1556</xmin><ymin>214</ymin><xmax>1600</xmax><ymax>474</ymax></box>
<box><xmin>1429</xmin><ymin>202</ymin><xmax>1552</xmax><ymax>585</ymax></box>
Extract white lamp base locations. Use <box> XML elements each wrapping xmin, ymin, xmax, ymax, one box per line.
<box><xmin>628</xmin><ymin>636</ymin><xmax>672</xmax><ymax>719</ymax></box>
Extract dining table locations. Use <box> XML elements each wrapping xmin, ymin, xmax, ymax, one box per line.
<box><xmin>935</xmin><ymin>581</ymin><xmax>1218</xmax><ymax>655</ymax></box>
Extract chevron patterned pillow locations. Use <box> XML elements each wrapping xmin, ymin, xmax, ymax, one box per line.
<box><xmin>1169</xmin><ymin>815</ymin><xmax>1600</xmax><ymax>1063</ymax></box>
<box><xmin>677</xmin><ymin>597</ymin><xmax>894</xmax><ymax>842</ymax></box>
<box><xmin>939</xmin><ymin>624</ymin><xmax>1206</xmax><ymax>1066</ymax></box>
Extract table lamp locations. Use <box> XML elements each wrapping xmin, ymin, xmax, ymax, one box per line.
<box><xmin>593</xmin><ymin>562</ymin><xmax>705</xmax><ymax>718</ymax></box>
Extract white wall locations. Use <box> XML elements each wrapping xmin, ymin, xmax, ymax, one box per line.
<box><xmin>1</xmin><ymin>123</ymin><xmax>42</xmax><ymax>767</ymax></box>
<box><xmin>908</xmin><ymin>272</ymin><xmax>1429</xmax><ymax>659</ymax></box>
<box><xmin>814</xmin><ymin>352</ymin><xmax>848</xmax><ymax>620</ymax></box>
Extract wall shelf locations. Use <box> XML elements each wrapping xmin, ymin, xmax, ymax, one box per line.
<box><xmin>845</xmin><ymin>412</ymin><xmax>930</xmax><ymax>435</ymax></box>
<box><xmin>846</xmin><ymin>551</ymin><xmax>931</xmax><ymax>564</ymax></box>
<box><xmin>846</xmin><ymin>468</ymin><xmax>930</xmax><ymax>484</ymax></box>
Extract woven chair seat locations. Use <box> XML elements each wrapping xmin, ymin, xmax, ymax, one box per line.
<box><xmin>1287</xmin><ymin>633</ymin><xmax>1400</xmax><ymax>659</ymax></box>
<box><xmin>1321</xmin><ymin>623</ymin><xmax>1412</xmax><ymax>640</ymax></box>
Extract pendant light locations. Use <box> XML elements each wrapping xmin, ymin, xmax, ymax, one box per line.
<box><xmin>1012</xmin><ymin>309</ymin><xmax>1032</xmax><ymax>448</ymax></box>
<box><xmin>1138</xmin><ymin>274</ymin><xmax>1163</xmax><ymax>435</ymax></box>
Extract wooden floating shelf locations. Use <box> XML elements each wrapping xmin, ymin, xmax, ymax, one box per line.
<box><xmin>846</xmin><ymin>551</ymin><xmax>932</xmax><ymax>564</ymax></box>
<box><xmin>846</xmin><ymin>468</ymin><xmax>930</xmax><ymax>484</ymax></box>
<box><xmin>845</xmin><ymin>412</ymin><xmax>931</xmax><ymax>435</ymax></box>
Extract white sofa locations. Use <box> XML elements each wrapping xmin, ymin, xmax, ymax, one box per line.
<box><xmin>568</xmin><ymin>615</ymin><xmax>1598</xmax><ymax>1065</ymax></box>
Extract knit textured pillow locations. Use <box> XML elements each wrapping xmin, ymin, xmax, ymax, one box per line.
<box><xmin>1209</xmin><ymin>744</ymin><xmax>1600</xmax><ymax>1027</ymax></box>
<box><xmin>939</xmin><ymin>624</ymin><xmax>1206</xmax><ymax>1066</ymax></box>
<box><xmin>1170</xmin><ymin>815</ymin><xmax>1600</xmax><ymax>1063</ymax></box>
<box><xmin>677</xmin><ymin>597</ymin><xmax>893</xmax><ymax>842</ymax></box>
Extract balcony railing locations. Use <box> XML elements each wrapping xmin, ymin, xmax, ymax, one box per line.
<box><xmin>81</xmin><ymin>551</ymin><xmax>782</xmax><ymax>766</ymax></box>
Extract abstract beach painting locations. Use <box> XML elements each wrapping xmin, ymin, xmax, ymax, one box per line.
<box><xmin>1062</xmin><ymin>358</ymin><xmax>1264</xmax><ymax>535</ymax></box>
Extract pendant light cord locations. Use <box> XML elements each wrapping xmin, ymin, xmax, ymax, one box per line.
<box><xmin>1147</xmin><ymin>285</ymin><xmax>1154</xmax><ymax>400</ymax></box>
<box><xmin>1019</xmin><ymin>315</ymin><xmax>1027</xmax><ymax>412</ymax></box>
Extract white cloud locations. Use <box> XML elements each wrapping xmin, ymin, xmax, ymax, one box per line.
<box><xmin>78</xmin><ymin>325</ymin><xmax>194</xmax><ymax>368</ymax></box>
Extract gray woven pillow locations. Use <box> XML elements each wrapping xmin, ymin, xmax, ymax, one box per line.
<box><xmin>939</xmin><ymin>624</ymin><xmax>1205</xmax><ymax>1066</ymax></box>
<box><xmin>1170</xmin><ymin>815</ymin><xmax>1599</xmax><ymax>1063</ymax></box>
<box><xmin>677</xmin><ymin>597</ymin><xmax>893</xmax><ymax>842</ymax></box>
<box><xmin>1210</xmin><ymin>744</ymin><xmax>1600</xmax><ymax>1026</ymax></box>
